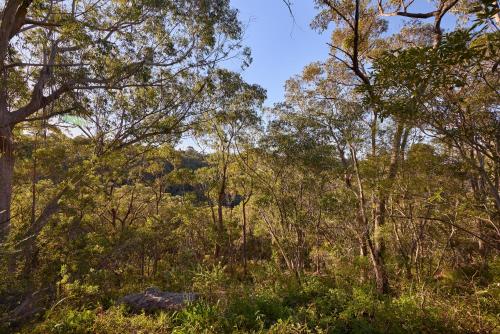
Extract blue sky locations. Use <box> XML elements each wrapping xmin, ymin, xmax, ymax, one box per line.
<box><xmin>181</xmin><ymin>1</ymin><xmax>456</xmax><ymax>149</ymax></box>
<box><xmin>226</xmin><ymin>0</ymin><xmax>456</xmax><ymax>107</ymax></box>
<box><xmin>227</xmin><ymin>0</ymin><xmax>331</xmax><ymax>106</ymax></box>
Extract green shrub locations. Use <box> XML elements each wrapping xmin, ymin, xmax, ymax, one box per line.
<box><xmin>173</xmin><ymin>301</ymin><xmax>224</xmax><ymax>333</ymax></box>
<box><xmin>17</xmin><ymin>270</ymin><xmax>499</xmax><ymax>334</ymax></box>
<box><xmin>225</xmin><ymin>293</ymin><xmax>292</xmax><ymax>331</ymax></box>
<box><xmin>28</xmin><ymin>308</ymin><xmax>96</xmax><ymax>334</ymax></box>
<box><xmin>93</xmin><ymin>306</ymin><xmax>173</xmax><ymax>334</ymax></box>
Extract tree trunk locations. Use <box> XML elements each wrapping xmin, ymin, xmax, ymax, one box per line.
<box><xmin>0</xmin><ymin>125</ymin><xmax>14</xmax><ymax>242</ymax></box>
<box><xmin>372</xmin><ymin>255</ymin><xmax>389</xmax><ymax>294</ymax></box>
<box><xmin>210</xmin><ymin>201</ymin><xmax>221</xmax><ymax>258</ymax></box>
<box><xmin>366</xmin><ymin>235</ymin><xmax>389</xmax><ymax>294</ymax></box>
<box><xmin>373</xmin><ymin>197</ymin><xmax>386</xmax><ymax>259</ymax></box>
<box><xmin>216</xmin><ymin>202</ymin><xmax>224</xmax><ymax>257</ymax></box>
<box><xmin>351</xmin><ymin>143</ymin><xmax>390</xmax><ymax>294</ymax></box>
<box><xmin>358</xmin><ymin>235</ymin><xmax>367</xmax><ymax>257</ymax></box>
<box><xmin>217</xmin><ymin>195</ymin><xmax>224</xmax><ymax>245</ymax></box>
<box><xmin>242</xmin><ymin>199</ymin><xmax>248</xmax><ymax>275</ymax></box>
<box><xmin>216</xmin><ymin>164</ymin><xmax>228</xmax><ymax>258</ymax></box>
<box><xmin>374</xmin><ymin>123</ymin><xmax>404</xmax><ymax>257</ymax></box>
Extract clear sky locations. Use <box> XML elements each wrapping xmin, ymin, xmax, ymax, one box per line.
<box><xmin>227</xmin><ymin>0</ymin><xmax>331</xmax><ymax>106</ymax></box>
<box><xmin>226</xmin><ymin>0</ymin><xmax>455</xmax><ymax>107</ymax></box>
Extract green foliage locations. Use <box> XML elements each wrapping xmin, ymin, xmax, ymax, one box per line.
<box><xmin>173</xmin><ymin>302</ymin><xmax>224</xmax><ymax>333</ymax></box>
<box><xmin>192</xmin><ymin>263</ymin><xmax>229</xmax><ymax>297</ymax></box>
<box><xmin>21</xmin><ymin>271</ymin><xmax>500</xmax><ymax>333</ymax></box>
<box><xmin>28</xmin><ymin>308</ymin><xmax>96</xmax><ymax>334</ymax></box>
<box><xmin>1</xmin><ymin>1</ymin><xmax>499</xmax><ymax>334</ymax></box>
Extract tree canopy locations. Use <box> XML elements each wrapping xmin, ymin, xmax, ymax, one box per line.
<box><xmin>0</xmin><ymin>1</ymin><xmax>499</xmax><ymax>333</ymax></box>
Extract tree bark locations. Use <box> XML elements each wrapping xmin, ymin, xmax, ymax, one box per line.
<box><xmin>374</xmin><ymin>122</ymin><xmax>404</xmax><ymax>256</ymax></box>
<box><xmin>0</xmin><ymin>0</ymin><xmax>34</xmax><ymax>242</ymax></box>
<box><xmin>241</xmin><ymin>195</ymin><xmax>250</xmax><ymax>275</ymax></box>
<box><xmin>0</xmin><ymin>125</ymin><xmax>14</xmax><ymax>242</ymax></box>
<box><xmin>369</xmin><ymin>244</ymin><xmax>389</xmax><ymax>294</ymax></box>
<box><xmin>215</xmin><ymin>163</ymin><xmax>228</xmax><ymax>258</ymax></box>
<box><xmin>350</xmin><ymin>144</ymin><xmax>389</xmax><ymax>294</ymax></box>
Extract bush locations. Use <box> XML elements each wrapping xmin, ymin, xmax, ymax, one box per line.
<box><xmin>28</xmin><ymin>308</ymin><xmax>96</xmax><ymax>334</ymax></box>
<box><xmin>18</xmin><ymin>271</ymin><xmax>500</xmax><ymax>334</ymax></box>
<box><xmin>173</xmin><ymin>302</ymin><xmax>224</xmax><ymax>333</ymax></box>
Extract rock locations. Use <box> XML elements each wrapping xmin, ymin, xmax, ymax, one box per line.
<box><xmin>121</xmin><ymin>287</ymin><xmax>198</xmax><ymax>312</ymax></box>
